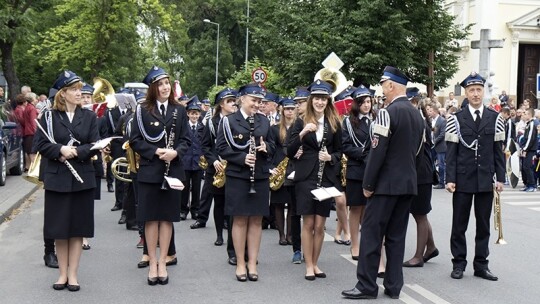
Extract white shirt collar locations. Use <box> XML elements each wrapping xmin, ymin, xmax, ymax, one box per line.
<box><xmin>189</xmin><ymin>121</ymin><xmax>198</xmax><ymax>128</ymax></box>
<box><xmin>240</xmin><ymin>108</ymin><xmax>250</xmax><ymax>120</ymax></box>
<box><xmin>157</xmin><ymin>100</ymin><xmax>169</xmax><ymax>112</ymax></box>
<box><xmin>468</xmin><ymin>104</ymin><xmax>483</xmax><ymax>118</ymax></box>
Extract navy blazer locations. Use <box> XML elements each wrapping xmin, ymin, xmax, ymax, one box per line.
<box><xmin>201</xmin><ymin>115</ymin><xmax>221</xmax><ymax>175</ymax></box>
<box><xmin>35</xmin><ymin>108</ymin><xmax>100</xmax><ymax>192</ymax></box>
<box><xmin>287</xmin><ymin>117</ymin><xmax>342</xmax><ymax>187</ymax></box>
<box><xmin>182</xmin><ymin>121</ymin><xmax>204</xmax><ymax>171</ymax></box>
<box><xmin>342</xmin><ymin>116</ymin><xmax>371</xmax><ymax>181</ymax></box>
<box><xmin>418</xmin><ymin>120</ymin><xmax>435</xmax><ymax>185</ymax></box>
<box><xmin>130</xmin><ymin>103</ymin><xmax>191</xmax><ymax>183</ymax></box>
<box><xmin>270</xmin><ymin>124</ymin><xmax>288</xmax><ymax>167</ymax></box>
<box><xmin>216</xmin><ymin>111</ymin><xmax>275</xmax><ymax>180</ymax></box>
<box><xmin>445</xmin><ymin>106</ymin><xmax>505</xmax><ymax>192</ymax></box>
<box><xmin>432</xmin><ymin>115</ymin><xmax>447</xmax><ymax>153</ymax></box>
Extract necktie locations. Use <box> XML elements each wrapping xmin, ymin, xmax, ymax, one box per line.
<box><xmin>160</xmin><ymin>104</ymin><xmax>166</xmax><ymax>118</ymax></box>
<box><xmin>474</xmin><ymin>109</ymin><xmax>481</xmax><ymax>128</ymax></box>
<box><xmin>191</xmin><ymin>125</ymin><xmax>196</xmax><ymax>133</ymax></box>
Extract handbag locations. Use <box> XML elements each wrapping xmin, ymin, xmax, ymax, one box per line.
<box><xmin>23</xmin><ymin>152</ymin><xmax>42</xmax><ymax>185</ymax></box>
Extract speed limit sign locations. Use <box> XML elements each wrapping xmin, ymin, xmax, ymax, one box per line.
<box><xmin>252</xmin><ymin>67</ymin><xmax>268</xmax><ymax>84</ymax></box>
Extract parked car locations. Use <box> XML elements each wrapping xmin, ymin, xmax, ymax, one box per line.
<box><xmin>0</xmin><ymin>116</ymin><xmax>24</xmax><ymax>186</ymax></box>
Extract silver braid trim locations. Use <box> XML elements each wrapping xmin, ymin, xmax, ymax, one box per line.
<box><xmin>345</xmin><ymin>116</ymin><xmax>366</xmax><ymax>150</ymax></box>
<box><xmin>444</xmin><ymin>114</ymin><xmax>459</xmax><ymax>143</ymax></box>
<box><xmin>45</xmin><ymin>110</ymin><xmax>55</xmax><ymax>142</ymax></box>
<box><xmin>495</xmin><ymin>113</ymin><xmax>505</xmax><ymax>142</ymax></box>
<box><xmin>222</xmin><ymin>116</ymin><xmax>252</xmax><ymax>150</ymax></box>
<box><xmin>136</xmin><ymin>104</ymin><xmax>166</xmax><ymax>143</ymax></box>
<box><xmin>126</xmin><ymin>117</ymin><xmax>133</xmax><ymax>137</ymax></box>
<box><xmin>372</xmin><ymin>109</ymin><xmax>390</xmax><ymax>137</ymax></box>
<box><xmin>449</xmin><ymin>114</ymin><xmax>478</xmax><ymax>150</ymax></box>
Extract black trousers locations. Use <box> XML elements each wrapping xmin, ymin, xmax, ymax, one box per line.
<box><xmin>286</xmin><ymin>185</ymin><xmax>301</xmax><ymax>252</ymax></box>
<box><xmin>115</xmin><ymin>179</ymin><xmax>126</xmax><ymax>209</ymax></box>
<box><xmin>106</xmin><ymin>161</ymin><xmax>113</xmax><ymax>185</ymax></box>
<box><xmin>355</xmin><ymin>195</ymin><xmax>413</xmax><ymax>296</ymax></box>
<box><xmin>180</xmin><ymin>170</ymin><xmax>203</xmax><ymax>215</ymax></box>
<box><xmin>195</xmin><ymin>173</ymin><xmax>213</xmax><ymax>223</ymax></box>
<box><xmin>213</xmin><ymin>193</ymin><xmax>225</xmax><ymax>238</ymax></box>
<box><xmin>451</xmin><ymin>191</ymin><xmax>492</xmax><ymax>271</ymax></box>
<box><xmin>521</xmin><ymin>152</ymin><xmax>535</xmax><ymax>187</ymax></box>
<box><xmin>123</xmin><ymin>182</ymin><xmax>137</xmax><ymax>228</ymax></box>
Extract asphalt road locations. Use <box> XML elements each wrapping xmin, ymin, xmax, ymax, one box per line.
<box><xmin>1</xmin><ymin>177</ymin><xmax>539</xmax><ymax>304</ymax></box>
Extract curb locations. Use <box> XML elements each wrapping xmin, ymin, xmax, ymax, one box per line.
<box><xmin>0</xmin><ymin>184</ymin><xmax>41</xmax><ymax>224</ymax></box>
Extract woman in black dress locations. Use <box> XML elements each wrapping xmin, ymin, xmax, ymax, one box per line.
<box><xmin>342</xmin><ymin>86</ymin><xmax>374</xmax><ymax>260</ymax></box>
<box><xmin>35</xmin><ymin>71</ymin><xmax>100</xmax><ymax>291</ymax></box>
<box><xmin>130</xmin><ymin>66</ymin><xmax>190</xmax><ymax>285</ymax></box>
<box><xmin>287</xmin><ymin>79</ymin><xmax>342</xmax><ymax>280</ymax></box>
<box><xmin>269</xmin><ymin>97</ymin><xmax>297</xmax><ymax>245</ymax></box>
<box><xmin>216</xmin><ymin>83</ymin><xmax>274</xmax><ymax>282</ymax></box>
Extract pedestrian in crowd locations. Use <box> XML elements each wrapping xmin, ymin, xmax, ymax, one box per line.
<box><xmin>23</xmin><ymin>93</ymin><xmax>39</xmax><ymax>171</ymax></box>
<box><xmin>216</xmin><ymin>83</ymin><xmax>275</xmax><ymax>282</ymax></box>
<box><xmin>342</xmin><ymin>66</ymin><xmax>424</xmax><ymax>300</ymax></box>
<box><xmin>489</xmin><ymin>96</ymin><xmax>502</xmax><ymax>112</ymax></box>
<box><xmin>499</xmin><ymin>90</ymin><xmax>509</xmax><ymax>106</ymax></box>
<box><xmin>403</xmin><ymin>87</ymin><xmax>439</xmax><ymax>268</ymax></box>
<box><xmin>444</xmin><ymin>92</ymin><xmax>458</xmax><ymax>110</ymax></box>
<box><xmin>518</xmin><ymin>108</ymin><xmax>538</xmax><ymax>192</ymax></box>
<box><xmin>130</xmin><ymin>66</ymin><xmax>191</xmax><ymax>286</ymax></box>
<box><xmin>445</xmin><ymin>72</ymin><xmax>506</xmax><ymax>281</ymax></box>
<box><xmin>288</xmin><ymin>79</ymin><xmax>343</xmax><ymax>281</ymax></box>
<box><xmin>35</xmin><ymin>71</ymin><xmax>100</xmax><ymax>292</ymax></box>
<box><xmin>427</xmin><ymin>102</ymin><xmax>447</xmax><ymax>190</ymax></box>
<box><xmin>12</xmin><ymin>94</ymin><xmax>27</xmax><ymax>143</ymax></box>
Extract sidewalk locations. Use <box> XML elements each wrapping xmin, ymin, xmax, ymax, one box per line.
<box><xmin>0</xmin><ymin>175</ymin><xmax>40</xmax><ymax>223</ymax></box>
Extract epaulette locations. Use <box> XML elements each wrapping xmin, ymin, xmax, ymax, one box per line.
<box><xmin>495</xmin><ymin>113</ymin><xmax>505</xmax><ymax>142</ymax></box>
<box><xmin>445</xmin><ymin>114</ymin><xmax>459</xmax><ymax>143</ymax></box>
<box><xmin>372</xmin><ymin>108</ymin><xmax>390</xmax><ymax>137</ymax></box>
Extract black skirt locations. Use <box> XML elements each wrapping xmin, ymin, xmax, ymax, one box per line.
<box><xmin>345</xmin><ymin>179</ymin><xmax>367</xmax><ymax>206</ymax></box>
<box><xmin>410</xmin><ymin>183</ymin><xmax>433</xmax><ymax>215</ymax></box>
<box><xmin>93</xmin><ymin>176</ymin><xmax>101</xmax><ymax>200</ymax></box>
<box><xmin>270</xmin><ymin>186</ymin><xmax>290</xmax><ymax>204</ymax></box>
<box><xmin>295</xmin><ymin>167</ymin><xmax>333</xmax><ymax>217</ymax></box>
<box><xmin>137</xmin><ymin>181</ymin><xmax>181</xmax><ymax>222</ymax></box>
<box><xmin>225</xmin><ymin>176</ymin><xmax>270</xmax><ymax>216</ymax></box>
<box><xmin>44</xmin><ymin>189</ymin><xmax>94</xmax><ymax>239</ymax></box>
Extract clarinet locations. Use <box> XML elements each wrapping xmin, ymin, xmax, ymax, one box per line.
<box><xmin>161</xmin><ymin>109</ymin><xmax>177</xmax><ymax>190</ymax></box>
<box><xmin>248</xmin><ymin>115</ymin><xmax>257</xmax><ymax>193</ymax></box>
<box><xmin>316</xmin><ymin>124</ymin><xmax>328</xmax><ymax>188</ymax></box>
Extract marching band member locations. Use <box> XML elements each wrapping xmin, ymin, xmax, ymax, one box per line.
<box><xmin>445</xmin><ymin>72</ymin><xmax>505</xmax><ymax>281</ymax></box>
<box><xmin>287</xmin><ymin>80</ymin><xmax>342</xmax><ymax>281</ymax></box>
<box><xmin>216</xmin><ymin>83</ymin><xmax>275</xmax><ymax>282</ymax></box>
<box><xmin>130</xmin><ymin>66</ymin><xmax>190</xmax><ymax>285</ymax></box>
<box><xmin>403</xmin><ymin>87</ymin><xmax>439</xmax><ymax>267</ymax></box>
<box><xmin>269</xmin><ymin>96</ymin><xmax>297</xmax><ymax>245</ymax></box>
<box><xmin>35</xmin><ymin>71</ymin><xmax>100</xmax><ymax>291</ymax></box>
<box><xmin>342</xmin><ymin>66</ymin><xmax>424</xmax><ymax>299</ymax></box>
<box><xmin>342</xmin><ymin>85</ymin><xmax>374</xmax><ymax>260</ymax></box>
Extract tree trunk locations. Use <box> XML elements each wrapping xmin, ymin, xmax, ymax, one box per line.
<box><xmin>0</xmin><ymin>40</ymin><xmax>20</xmax><ymax>100</ymax></box>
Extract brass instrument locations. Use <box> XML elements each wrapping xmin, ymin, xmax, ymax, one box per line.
<box><xmin>199</xmin><ymin>155</ymin><xmax>208</xmax><ymax>170</ymax></box>
<box><xmin>103</xmin><ymin>143</ymin><xmax>113</xmax><ymax>163</ymax></box>
<box><xmin>92</xmin><ymin>77</ymin><xmax>117</xmax><ymax>108</ymax></box>
<box><xmin>340</xmin><ymin>155</ymin><xmax>348</xmax><ymax>187</ymax></box>
<box><xmin>314</xmin><ymin>67</ymin><xmax>348</xmax><ymax>98</ymax></box>
<box><xmin>248</xmin><ymin>115</ymin><xmax>256</xmax><ymax>194</ymax></box>
<box><xmin>212</xmin><ymin>160</ymin><xmax>228</xmax><ymax>188</ymax></box>
<box><xmin>493</xmin><ymin>189</ymin><xmax>507</xmax><ymax>245</ymax></box>
<box><xmin>270</xmin><ymin>157</ymin><xmax>289</xmax><ymax>191</ymax></box>
<box><xmin>23</xmin><ymin>152</ymin><xmax>42</xmax><ymax>185</ymax></box>
<box><xmin>111</xmin><ymin>141</ymin><xmax>139</xmax><ymax>183</ymax></box>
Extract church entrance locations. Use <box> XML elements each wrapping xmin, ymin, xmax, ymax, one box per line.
<box><xmin>517</xmin><ymin>44</ymin><xmax>540</xmax><ymax>108</ymax></box>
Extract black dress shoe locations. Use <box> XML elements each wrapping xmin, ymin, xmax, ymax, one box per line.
<box><xmin>314</xmin><ymin>272</ymin><xmax>326</xmax><ymax>278</ymax></box>
<box><xmin>158</xmin><ymin>276</ymin><xmax>169</xmax><ymax>285</ymax></box>
<box><xmin>127</xmin><ymin>224</ymin><xmax>139</xmax><ymax>231</ymax></box>
<box><xmin>214</xmin><ymin>237</ymin><xmax>224</xmax><ymax>246</ymax></box>
<box><xmin>138</xmin><ymin>260</ymin><xmax>149</xmax><ymax>268</ymax></box>
<box><xmin>341</xmin><ymin>288</ymin><xmax>377</xmax><ymax>299</ymax></box>
<box><xmin>384</xmin><ymin>289</ymin><xmax>399</xmax><ymax>299</ymax></box>
<box><xmin>305</xmin><ymin>275</ymin><xmax>316</xmax><ymax>281</ymax></box>
<box><xmin>474</xmin><ymin>269</ymin><xmax>498</xmax><ymax>281</ymax></box>
<box><xmin>166</xmin><ymin>257</ymin><xmax>177</xmax><ymax>266</ymax></box>
<box><xmin>236</xmin><ymin>273</ymin><xmax>247</xmax><ymax>282</ymax></box>
<box><xmin>423</xmin><ymin>248</ymin><xmax>439</xmax><ymax>263</ymax></box>
<box><xmin>451</xmin><ymin>268</ymin><xmax>464</xmax><ymax>279</ymax></box>
<box><xmin>190</xmin><ymin>221</ymin><xmax>206</xmax><ymax>229</ymax></box>
<box><xmin>110</xmin><ymin>205</ymin><xmax>121</xmax><ymax>211</ymax></box>
<box><xmin>403</xmin><ymin>260</ymin><xmax>424</xmax><ymax>267</ymax></box>
<box><xmin>67</xmin><ymin>284</ymin><xmax>80</xmax><ymax>292</ymax></box>
<box><xmin>228</xmin><ymin>256</ymin><xmax>237</xmax><ymax>266</ymax></box>
<box><xmin>107</xmin><ymin>184</ymin><xmax>114</xmax><ymax>192</ymax></box>
<box><xmin>147</xmin><ymin>277</ymin><xmax>158</xmax><ymax>286</ymax></box>
<box><xmin>44</xmin><ymin>253</ymin><xmax>59</xmax><ymax>268</ymax></box>
<box><xmin>118</xmin><ymin>213</ymin><xmax>127</xmax><ymax>224</ymax></box>
<box><xmin>179</xmin><ymin>213</ymin><xmax>187</xmax><ymax>221</ymax></box>
<box><xmin>52</xmin><ymin>282</ymin><xmax>67</xmax><ymax>290</ymax></box>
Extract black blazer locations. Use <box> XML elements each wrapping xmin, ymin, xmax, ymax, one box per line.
<box><xmin>287</xmin><ymin>117</ymin><xmax>342</xmax><ymax>186</ymax></box>
<box><xmin>35</xmin><ymin>108</ymin><xmax>100</xmax><ymax>192</ymax></box>
<box><xmin>418</xmin><ymin>120</ymin><xmax>435</xmax><ymax>185</ymax></box>
<box><xmin>432</xmin><ymin>115</ymin><xmax>447</xmax><ymax>153</ymax></box>
<box><xmin>130</xmin><ymin>103</ymin><xmax>191</xmax><ymax>183</ymax></box>
<box><xmin>182</xmin><ymin>121</ymin><xmax>204</xmax><ymax>171</ymax></box>
<box><xmin>201</xmin><ymin>115</ymin><xmax>221</xmax><ymax>175</ymax></box>
<box><xmin>342</xmin><ymin>116</ymin><xmax>371</xmax><ymax>181</ymax></box>
<box><xmin>445</xmin><ymin>106</ymin><xmax>505</xmax><ymax>193</ymax></box>
<box><xmin>363</xmin><ymin>97</ymin><xmax>424</xmax><ymax>195</ymax></box>
<box><xmin>216</xmin><ymin>111</ymin><xmax>275</xmax><ymax>180</ymax></box>
<box><xmin>270</xmin><ymin>124</ymin><xmax>288</xmax><ymax>167</ymax></box>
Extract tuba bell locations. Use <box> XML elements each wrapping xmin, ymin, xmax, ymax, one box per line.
<box><xmin>110</xmin><ymin>141</ymin><xmax>139</xmax><ymax>183</ymax></box>
<box><xmin>93</xmin><ymin>77</ymin><xmax>117</xmax><ymax>108</ymax></box>
<box><xmin>314</xmin><ymin>67</ymin><xmax>348</xmax><ymax>98</ymax></box>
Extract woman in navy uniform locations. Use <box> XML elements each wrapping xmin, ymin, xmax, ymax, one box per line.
<box><xmin>35</xmin><ymin>71</ymin><xmax>100</xmax><ymax>291</ymax></box>
<box><xmin>403</xmin><ymin>88</ymin><xmax>439</xmax><ymax>267</ymax></box>
<box><xmin>216</xmin><ymin>83</ymin><xmax>275</xmax><ymax>282</ymax></box>
<box><xmin>201</xmin><ymin>88</ymin><xmax>237</xmax><ymax>247</ymax></box>
<box><xmin>287</xmin><ymin>79</ymin><xmax>342</xmax><ymax>281</ymax></box>
<box><xmin>130</xmin><ymin>66</ymin><xmax>190</xmax><ymax>285</ymax></box>
<box><xmin>342</xmin><ymin>85</ymin><xmax>374</xmax><ymax>260</ymax></box>
<box><xmin>269</xmin><ymin>96</ymin><xmax>297</xmax><ymax>245</ymax></box>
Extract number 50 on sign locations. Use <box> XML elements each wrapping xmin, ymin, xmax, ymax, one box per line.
<box><xmin>252</xmin><ymin>67</ymin><xmax>268</xmax><ymax>83</ymax></box>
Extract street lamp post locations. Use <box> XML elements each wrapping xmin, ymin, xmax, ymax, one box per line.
<box><xmin>203</xmin><ymin>19</ymin><xmax>220</xmax><ymax>86</ymax></box>
<box><xmin>245</xmin><ymin>0</ymin><xmax>250</xmax><ymax>71</ymax></box>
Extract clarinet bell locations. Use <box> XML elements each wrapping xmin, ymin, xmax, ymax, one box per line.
<box><xmin>249</xmin><ymin>183</ymin><xmax>257</xmax><ymax>194</ymax></box>
<box><xmin>161</xmin><ymin>179</ymin><xmax>169</xmax><ymax>190</ymax></box>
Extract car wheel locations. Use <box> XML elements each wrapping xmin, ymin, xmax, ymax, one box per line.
<box><xmin>0</xmin><ymin>152</ymin><xmax>6</xmax><ymax>186</ymax></box>
<box><xmin>9</xmin><ymin>146</ymin><xmax>24</xmax><ymax>176</ymax></box>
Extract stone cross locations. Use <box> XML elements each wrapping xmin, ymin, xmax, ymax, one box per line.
<box><xmin>471</xmin><ymin>29</ymin><xmax>504</xmax><ymax>99</ymax></box>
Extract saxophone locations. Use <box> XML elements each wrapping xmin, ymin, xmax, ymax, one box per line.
<box><xmin>199</xmin><ymin>155</ymin><xmax>208</xmax><ymax>170</ymax></box>
<box><xmin>212</xmin><ymin>159</ymin><xmax>228</xmax><ymax>188</ymax></box>
<box><xmin>270</xmin><ymin>157</ymin><xmax>289</xmax><ymax>191</ymax></box>
<box><xmin>340</xmin><ymin>155</ymin><xmax>348</xmax><ymax>187</ymax></box>
<box><xmin>493</xmin><ymin>189</ymin><xmax>507</xmax><ymax>245</ymax></box>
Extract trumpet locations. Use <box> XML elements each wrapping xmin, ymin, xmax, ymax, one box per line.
<box><xmin>493</xmin><ymin>189</ymin><xmax>507</xmax><ymax>245</ymax></box>
<box><xmin>212</xmin><ymin>160</ymin><xmax>228</xmax><ymax>188</ymax></box>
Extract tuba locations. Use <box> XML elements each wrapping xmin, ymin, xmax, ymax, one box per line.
<box><xmin>270</xmin><ymin>157</ymin><xmax>288</xmax><ymax>191</ymax></box>
<box><xmin>212</xmin><ymin>160</ymin><xmax>227</xmax><ymax>188</ymax></box>
<box><xmin>493</xmin><ymin>189</ymin><xmax>507</xmax><ymax>244</ymax></box>
<box><xmin>314</xmin><ymin>67</ymin><xmax>348</xmax><ymax>98</ymax></box>
<box><xmin>93</xmin><ymin>77</ymin><xmax>117</xmax><ymax>108</ymax></box>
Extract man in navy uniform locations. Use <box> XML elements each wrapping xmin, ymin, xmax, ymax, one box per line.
<box><xmin>445</xmin><ymin>72</ymin><xmax>506</xmax><ymax>281</ymax></box>
<box><xmin>342</xmin><ymin>66</ymin><xmax>424</xmax><ymax>300</ymax></box>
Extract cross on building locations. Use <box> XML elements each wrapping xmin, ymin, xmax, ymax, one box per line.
<box><xmin>471</xmin><ymin>29</ymin><xmax>504</xmax><ymax>79</ymax></box>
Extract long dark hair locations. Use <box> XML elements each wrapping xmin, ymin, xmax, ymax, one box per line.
<box><xmin>303</xmin><ymin>94</ymin><xmax>341</xmax><ymax>133</ymax></box>
<box><xmin>349</xmin><ymin>95</ymin><xmax>375</xmax><ymax>128</ymax></box>
<box><xmin>142</xmin><ymin>77</ymin><xmax>179</xmax><ymax>112</ymax></box>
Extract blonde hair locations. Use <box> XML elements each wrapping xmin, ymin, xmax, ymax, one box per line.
<box><xmin>53</xmin><ymin>81</ymin><xmax>83</xmax><ymax>111</ymax></box>
<box><xmin>303</xmin><ymin>94</ymin><xmax>341</xmax><ymax>133</ymax></box>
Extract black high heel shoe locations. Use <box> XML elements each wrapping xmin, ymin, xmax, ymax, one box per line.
<box><xmin>147</xmin><ymin>277</ymin><xmax>158</xmax><ymax>286</ymax></box>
